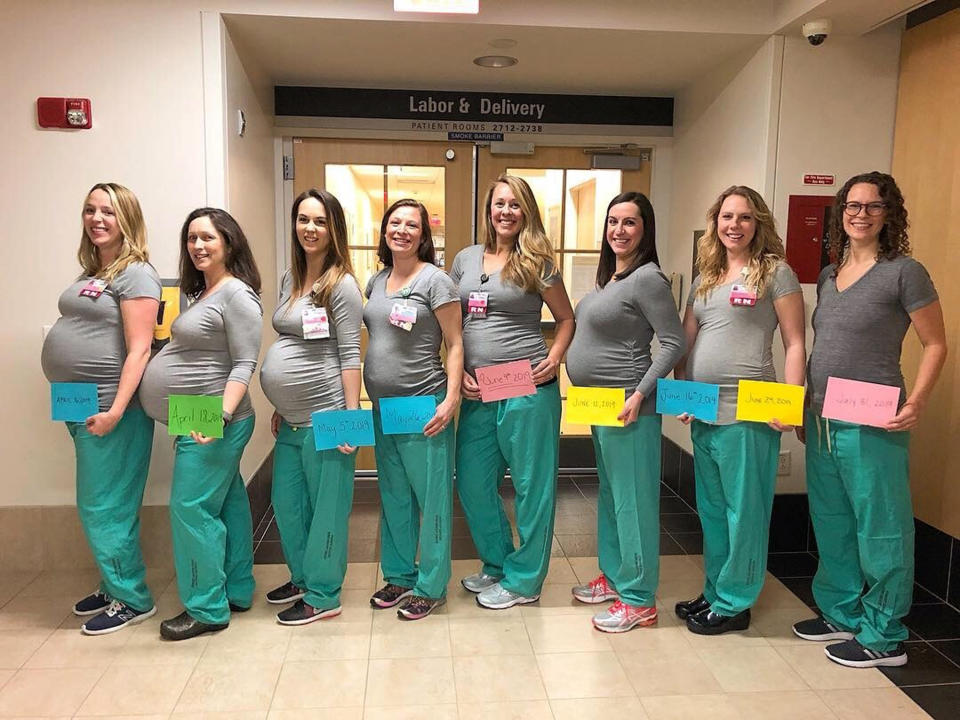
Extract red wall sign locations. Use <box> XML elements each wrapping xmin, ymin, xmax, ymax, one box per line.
<box><xmin>803</xmin><ymin>174</ymin><xmax>835</xmax><ymax>186</ymax></box>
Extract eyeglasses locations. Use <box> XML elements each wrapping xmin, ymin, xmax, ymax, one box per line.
<box><xmin>842</xmin><ymin>201</ymin><xmax>887</xmax><ymax>216</ymax></box>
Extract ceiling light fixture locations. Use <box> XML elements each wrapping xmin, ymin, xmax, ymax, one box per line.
<box><xmin>473</xmin><ymin>55</ymin><xmax>518</xmax><ymax>68</ymax></box>
<box><xmin>394</xmin><ymin>0</ymin><xmax>479</xmax><ymax>14</ymax></box>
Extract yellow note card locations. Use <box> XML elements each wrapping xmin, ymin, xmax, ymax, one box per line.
<box><xmin>735</xmin><ymin>380</ymin><xmax>805</xmax><ymax>426</ymax></box>
<box><xmin>566</xmin><ymin>386</ymin><xmax>625</xmax><ymax>427</ymax></box>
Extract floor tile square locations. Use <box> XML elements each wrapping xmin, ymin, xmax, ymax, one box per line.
<box><xmin>448</xmin><ymin>618</ymin><xmax>532</xmax><ymax>655</ymax></box>
<box><xmin>271</xmin><ymin>659</ymin><xmax>367</xmax><ymax>709</ymax></box>
<box><xmin>459</xmin><ymin>700</ymin><xmax>553</xmax><ymax>720</ymax></box>
<box><xmin>369</xmin><ymin>615</ymin><xmax>450</xmax><ymax>658</ymax></box>
<box><xmin>551</xmin><ymin>696</ymin><xmax>647</xmax><ymax>720</ymax></box>
<box><xmin>453</xmin><ymin>654</ymin><xmax>546</xmax><ymax>703</ymax></box>
<box><xmin>285</xmin><ymin>622</ymin><xmax>371</xmax><ymax>661</ymax></box>
<box><xmin>818</xmin><ymin>687</ymin><xmax>933</xmax><ymax>719</ymax></box>
<box><xmin>0</xmin><ymin>667</ymin><xmax>104</xmax><ymax>716</ymax></box>
<box><xmin>640</xmin><ymin>693</ymin><xmax>741</xmax><ymax>720</ymax></box>
<box><xmin>696</xmin><ymin>646</ymin><xmax>807</xmax><ymax>692</ymax></box>
<box><xmin>524</xmin><ymin>614</ymin><xmax>612</xmax><ymax>653</ymax></box>
<box><xmin>77</xmin><ymin>662</ymin><xmax>193</xmax><ymax>716</ymax></box>
<box><xmin>365</xmin><ymin>657</ymin><xmax>456</xmax><ymax>706</ymax></box>
<box><xmin>175</xmin><ymin>661</ymin><xmax>281</xmax><ymax>713</ymax></box>
<box><xmin>774</xmin><ymin>644</ymin><xmax>893</xmax><ymax>690</ymax></box>
<box><xmin>536</xmin><ymin>651</ymin><xmax>633</xmax><ymax>699</ymax></box>
<box><xmin>881</xmin><ymin>642</ymin><xmax>960</xmax><ymax>685</ymax></box>
<box><xmin>728</xmin><ymin>690</ymin><xmax>836</xmax><ymax>719</ymax></box>
<box><xmin>0</xmin><ymin>629</ymin><xmax>53</xmax><ymax>669</ymax></box>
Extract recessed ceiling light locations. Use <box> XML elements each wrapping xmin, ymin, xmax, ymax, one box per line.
<box><xmin>473</xmin><ymin>55</ymin><xmax>518</xmax><ymax>68</ymax></box>
<box><xmin>488</xmin><ymin>38</ymin><xmax>517</xmax><ymax>49</ymax></box>
<box><xmin>394</xmin><ymin>0</ymin><xmax>478</xmax><ymax>13</ymax></box>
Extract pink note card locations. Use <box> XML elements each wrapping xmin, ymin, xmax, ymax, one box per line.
<box><xmin>474</xmin><ymin>360</ymin><xmax>536</xmax><ymax>403</ymax></box>
<box><xmin>821</xmin><ymin>377</ymin><xmax>900</xmax><ymax>427</ymax></box>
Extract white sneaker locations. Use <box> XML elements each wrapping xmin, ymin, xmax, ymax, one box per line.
<box><xmin>461</xmin><ymin>572</ymin><xmax>501</xmax><ymax>594</ymax></box>
<box><xmin>476</xmin><ymin>582</ymin><xmax>539</xmax><ymax>610</ymax></box>
<box><xmin>571</xmin><ymin>574</ymin><xmax>619</xmax><ymax>604</ymax></box>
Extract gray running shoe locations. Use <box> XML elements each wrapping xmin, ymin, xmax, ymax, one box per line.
<box><xmin>571</xmin><ymin>574</ymin><xmax>619</xmax><ymax>604</ymax></box>
<box><xmin>792</xmin><ymin>617</ymin><xmax>855</xmax><ymax>641</ymax></box>
<box><xmin>476</xmin><ymin>582</ymin><xmax>539</xmax><ymax>610</ymax></box>
<box><xmin>592</xmin><ymin>600</ymin><xmax>657</xmax><ymax>633</ymax></box>
<box><xmin>461</xmin><ymin>572</ymin><xmax>501</xmax><ymax>594</ymax></box>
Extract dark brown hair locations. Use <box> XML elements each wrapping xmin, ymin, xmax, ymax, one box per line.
<box><xmin>596</xmin><ymin>191</ymin><xmax>659</xmax><ymax>288</ymax></box>
<box><xmin>178</xmin><ymin>207</ymin><xmax>262</xmax><ymax>297</ymax></box>
<box><xmin>829</xmin><ymin>171</ymin><xmax>910</xmax><ymax>264</ymax></box>
<box><xmin>377</xmin><ymin>199</ymin><xmax>436</xmax><ymax>267</ymax></box>
<box><xmin>289</xmin><ymin>189</ymin><xmax>354</xmax><ymax>308</ymax></box>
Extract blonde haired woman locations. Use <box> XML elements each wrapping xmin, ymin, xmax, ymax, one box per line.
<box><xmin>673</xmin><ymin>185</ymin><xmax>805</xmax><ymax>634</ymax></box>
<box><xmin>42</xmin><ymin>183</ymin><xmax>161</xmax><ymax>634</ymax></box>
<box><xmin>259</xmin><ymin>189</ymin><xmax>363</xmax><ymax>624</ymax></box>
<box><xmin>451</xmin><ymin>174</ymin><xmax>575</xmax><ymax>609</ymax></box>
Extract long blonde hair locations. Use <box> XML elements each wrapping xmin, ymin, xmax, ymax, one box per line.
<box><xmin>78</xmin><ymin>183</ymin><xmax>149</xmax><ymax>281</ymax></box>
<box><xmin>289</xmin><ymin>189</ymin><xmax>355</xmax><ymax>309</ymax></box>
<box><xmin>478</xmin><ymin>174</ymin><xmax>555</xmax><ymax>293</ymax></box>
<box><xmin>695</xmin><ymin>185</ymin><xmax>785</xmax><ymax>300</ymax></box>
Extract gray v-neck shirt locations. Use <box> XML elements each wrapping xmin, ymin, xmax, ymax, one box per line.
<box><xmin>139</xmin><ymin>278</ymin><xmax>263</xmax><ymax>424</ymax></box>
<box><xmin>807</xmin><ymin>257</ymin><xmax>938</xmax><ymax>415</ymax></box>
<box><xmin>449</xmin><ymin>244</ymin><xmax>559</xmax><ymax>375</ymax></box>
<box><xmin>566</xmin><ymin>263</ymin><xmax>685</xmax><ymax>415</ymax></box>
<box><xmin>260</xmin><ymin>271</ymin><xmax>363</xmax><ymax>427</ymax></box>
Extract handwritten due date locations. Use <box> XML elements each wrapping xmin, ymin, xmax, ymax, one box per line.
<box><xmin>474</xmin><ymin>360</ymin><xmax>536</xmax><ymax>403</ymax></box>
<box><xmin>822</xmin><ymin>377</ymin><xmax>899</xmax><ymax>427</ymax></box>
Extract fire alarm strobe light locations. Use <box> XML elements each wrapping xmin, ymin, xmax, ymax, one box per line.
<box><xmin>37</xmin><ymin>97</ymin><xmax>93</xmax><ymax>129</ymax></box>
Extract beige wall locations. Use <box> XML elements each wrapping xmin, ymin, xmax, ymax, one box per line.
<box><xmin>893</xmin><ymin>9</ymin><xmax>960</xmax><ymax>538</ymax></box>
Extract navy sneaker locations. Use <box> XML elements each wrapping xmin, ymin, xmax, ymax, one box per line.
<box><xmin>73</xmin><ymin>590</ymin><xmax>112</xmax><ymax>616</ymax></box>
<box><xmin>81</xmin><ymin>600</ymin><xmax>157</xmax><ymax>635</ymax></box>
<box><xmin>276</xmin><ymin>599</ymin><xmax>342</xmax><ymax>626</ymax></box>
<box><xmin>825</xmin><ymin>639</ymin><xmax>908</xmax><ymax>668</ymax></box>
<box><xmin>266</xmin><ymin>581</ymin><xmax>305</xmax><ymax>605</ymax></box>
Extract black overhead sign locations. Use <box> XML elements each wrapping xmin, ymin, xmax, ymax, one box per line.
<box><xmin>275</xmin><ymin>86</ymin><xmax>674</xmax><ymax>128</ymax></box>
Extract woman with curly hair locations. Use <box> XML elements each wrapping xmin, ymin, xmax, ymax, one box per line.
<box><xmin>451</xmin><ymin>174</ymin><xmax>574</xmax><ymax>610</ymax></box>
<box><xmin>673</xmin><ymin>185</ymin><xmax>805</xmax><ymax>635</ymax></box>
<box><xmin>792</xmin><ymin>172</ymin><xmax>946</xmax><ymax>668</ymax></box>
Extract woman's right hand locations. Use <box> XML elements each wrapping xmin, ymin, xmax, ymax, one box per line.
<box><xmin>271</xmin><ymin>410</ymin><xmax>281</xmax><ymax>438</ymax></box>
<box><xmin>677</xmin><ymin>412</ymin><xmax>695</xmax><ymax>426</ymax></box>
<box><xmin>461</xmin><ymin>372</ymin><xmax>481</xmax><ymax>400</ymax></box>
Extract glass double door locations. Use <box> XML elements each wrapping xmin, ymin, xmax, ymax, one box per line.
<box><xmin>291</xmin><ymin>138</ymin><xmax>652</xmax><ymax>468</ymax></box>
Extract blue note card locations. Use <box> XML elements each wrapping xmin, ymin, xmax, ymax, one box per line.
<box><xmin>311</xmin><ymin>409</ymin><xmax>375</xmax><ymax>451</ymax></box>
<box><xmin>379</xmin><ymin>396</ymin><xmax>437</xmax><ymax>435</ymax></box>
<box><xmin>51</xmin><ymin>382</ymin><xmax>99</xmax><ymax>422</ymax></box>
<box><xmin>656</xmin><ymin>378</ymin><xmax>720</xmax><ymax>423</ymax></box>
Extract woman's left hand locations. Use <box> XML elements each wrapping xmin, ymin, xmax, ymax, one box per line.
<box><xmin>883</xmin><ymin>401</ymin><xmax>921</xmax><ymax>432</ymax></box>
<box><xmin>617</xmin><ymin>392</ymin><xmax>644</xmax><ymax>427</ymax></box>
<box><xmin>423</xmin><ymin>398</ymin><xmax>459</xmax><ymax>437</ymax></box>
<box><xmin>85</xmin><ymin>410</ymin><xmax>121</xmax><ymax>437</ymax></box>
<box><xmin>531</xmin><ymin>357</ymin><xmax>559</xmax><ymax>385</ymax></box>
<box><xmin>337</xmin><ymin>443</ymin><xmax>357</xmax><ymax>455</ymax></box>
<box><xmin>767</xmin><ymin>419</ymin><xmax>794</xmax><ymax>433</ymax></box>
<box><xmin>189</xmin><ymin>430</ymin><xmax>218</xmax><ymax>445</ymax></box>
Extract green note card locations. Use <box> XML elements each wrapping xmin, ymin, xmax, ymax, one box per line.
<box><xmin>168</xmin><ymin>394</ymin><xmax>224</xmax><ymax>438</ymax></box>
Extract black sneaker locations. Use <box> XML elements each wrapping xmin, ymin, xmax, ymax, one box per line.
<box><xmin>793</xmin><ymin>617</ymin><xmax>855</xmax><ymax>642</ymax></box>
<box><xmin>397</xmin><ymin>596</ymin><xmax>445</xmax><ymax>620</ymax></box>
<box><xmin>81</xmin><ymin>601</ymin><xmax>157</xmax><ymax>635</ymax></box>
<box><xmin>276</xmin><ymin>599</ymin><xmax>341</xmax><ymax>626</ymax></box>
<box><xmin>370</xmin><ymin>583</ymin><xmax>414</xmax><ymax>608</ymax></box>
<box><xmin>825</xmin><ymin>639</ymin><xmax>907</xmax><ymax>668</ymax></box>
<box><xmin>674</xmin><ymin>593</ymin><xmax>710</xmax><ymax>620</ymax></box>
<box><xmin>73</xmin><ymin>590</ymin><xmax>112</xmax><ymax>616</ymax></box>
<box><xmin>266</xmin><ymin>581</ymin><xmax>305</xmax><ymax>605</ymax></box>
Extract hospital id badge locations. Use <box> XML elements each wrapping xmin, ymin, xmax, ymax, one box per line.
<box><xmin>302</xmin><ymin>306</ymin><xmax>330</xmax><ymax>339</ymax></box>
<box><xmin>468</xmin><ymin>291</ymin><xmax>489</xmax><ymax>318</ymax></box>
<box><xmin>79</xmin><ymin>278</ymin><xmax>108</xmax><ymax>299</ymax></box>
<box><xmin>389</xmin><ymin>302</ymin><xmax>418</xmax><ymax>332</ymax></box>
<box><xmin>729</xmin><ymin>284</ymin><xmax>758</xmax><ymax>307</ymax></box>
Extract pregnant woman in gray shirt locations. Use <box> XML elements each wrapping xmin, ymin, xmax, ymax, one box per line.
<box><xmin>364</xmin><ymin>199</ymin><xmax>463</xmax><ymax>620</ymax></box>
<box><xmin>792</xmin><ymin>173</ymin><xmax>946</xmax><ymax>669</ymax></box>
<box><xmin>41</xmin><ymin>183</ymin><xmax>161</xmax><ymax>635</ymax></box>
<box><xmin>259</xmin><ymin>189</ymin><xmax>363</xmax><ymax>626</ymax></box>
<box><xmin>451</xmin><ymin>174</ymin><xmax>575</xmax><ymax>610</ymax></box>
<box><xmin>565</xmin><ymin>192</ymin><xmax>685</xmax><ymax>633</ymax></box>
<box><xmin>674</xmin><ymin>186</ymin><xmax>805</xmax><ymax>635</ymax></box>
<box><xmin>139</xmin><ymin>208</ymin><xmax>263</xmax><ymax>641</ymax></box>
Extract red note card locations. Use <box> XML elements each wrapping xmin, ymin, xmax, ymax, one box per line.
<box><xmin>821</xmin><ymin>377</ymin><xmax>900</xmax><ymax>427</ymax></box>
<box><xmin>474</xmin><ymin>359</ymin><xmax>536</xmax><ymax>403</ymax></box>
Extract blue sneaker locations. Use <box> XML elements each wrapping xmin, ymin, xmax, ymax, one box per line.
<box><xmin>73</xmin><ymin>590</ymin><xmax>112</xmax><ymax>616</ymax></box>
<box><xmin>81</xmin><ymin>600</ymin><xmax>157</xmax><ymax>635</ymax></box>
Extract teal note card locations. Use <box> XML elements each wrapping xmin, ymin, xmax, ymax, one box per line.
<box><xmin>51</xmin><ymin>382</ymin><xmax>99</xmax><ymax>422</ymax></box>
<box><xmin>312</xmin><ymin>409</ymin><xmax>375</xmax><ymax>451</ymax></box>
<box><xmin>379</xmin><ymin>396</ymin><xmax>437</xmax><ymax>435</ymax></box>
<box><xmin>656</xmin><ymin>378</ymin><xmax>720</xmax><ymax>423</ymax></box>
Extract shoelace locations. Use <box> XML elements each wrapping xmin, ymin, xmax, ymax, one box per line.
<box><xmin>608</xmin><ymin>600</ymin><xmax>627</xmax><ymax>615</ymax></box>
<box><xmin>104</xmin><ymin>600</ymin><xmax>125</xmax><ymax>617</ymax></box>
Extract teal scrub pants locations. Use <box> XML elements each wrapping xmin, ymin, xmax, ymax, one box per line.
<box><xmin>170</xmin><ymin>415</ymin><xmax>255</xmax><ymax>625</ymax></box>
<box><xmin>691</xmin><ymin>420</ymin><xmax>780</xmax><ymax>616</ymax></box>
<box><xmin>805</xmin><ymin>411</ymin><xmax>913</xmax><ymax>651</ymax></box>
<box><xmin>456</xmin><ymin>382</ymin><xmax>561</xmax><ymax>597</ymax></box>
<box><xmin>272</xmin><ymin>421</ymin><xmax>356</xmax><ymax>610</ymax></box>
<box><xmin>68</xmin><ymin>405</ymin><xmax>155</xmax><ymax>612</ymax></box>
<box><xmin>373</xmin><ymin>395</ymin><xmax>454</xmax><ymax>599</ymax></box>
<box><xmin>593</xmin><ymin>415</ymin><xmax>662</xmax><ymax>607</ymax></box>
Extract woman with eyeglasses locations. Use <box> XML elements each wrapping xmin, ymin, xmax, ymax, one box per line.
<box><xmin>792</xmin><ymin>172</ymin><xmax>946</xmax><ymax>669</ymax></box>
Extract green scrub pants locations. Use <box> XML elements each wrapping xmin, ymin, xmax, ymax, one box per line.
<box><xmin>805</xmin><ymin>411</ymin><xmax>913</xmax><ymax>652</ymax></box>
<box><xmin>691</xmin><ymin>420</ymin><xmax>779</xmax><ymax>616</ymax></box>
<box><xmin>593</xmin><ymin>415</ymin><xmax>662</xmax><ymax>607</ymax></box>
<box><xmin>373</xmin><ymin>395</ymin><xmax>454</xmax><ymax>599</ymax></box>
<box><xmin>68</xmin><ymin>405</ymin><xmax>155</xmax><ymax>612</ymax></box>
<box><xmin>456</xmin><ymin>382</ymin><xmax>561</xmax><ymax>597</ymax></box>
<box><xmin>170</xmin><ymin>415</ymin><xmax>255</xmax><ymax>625</ymax></box>
<box><xmin>272</xmin><ymin>421</ymin><xmax>356</xmax><ymax>610</ymax></box>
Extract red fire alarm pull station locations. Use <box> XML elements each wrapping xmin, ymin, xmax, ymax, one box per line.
<box><xmin>37</xmin><ymin>97</ymin><xmax>92</xmax><ymax>129</ymax></box>
<box><xmin>785</xmin><ymin>194</ymin><xmax>834</xmax><ymax>284</ymax></box>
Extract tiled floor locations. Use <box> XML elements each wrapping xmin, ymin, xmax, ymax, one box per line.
<box><xmin>0</xmin><ymin>477</ymin><xmax>953</xmax><ymax>719</ymax></box>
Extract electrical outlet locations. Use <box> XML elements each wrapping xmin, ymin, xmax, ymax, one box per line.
<box><xmin>777</xmin><ymin>450</ymin><xmax>791</xmax><ymax>476</ymax></box>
